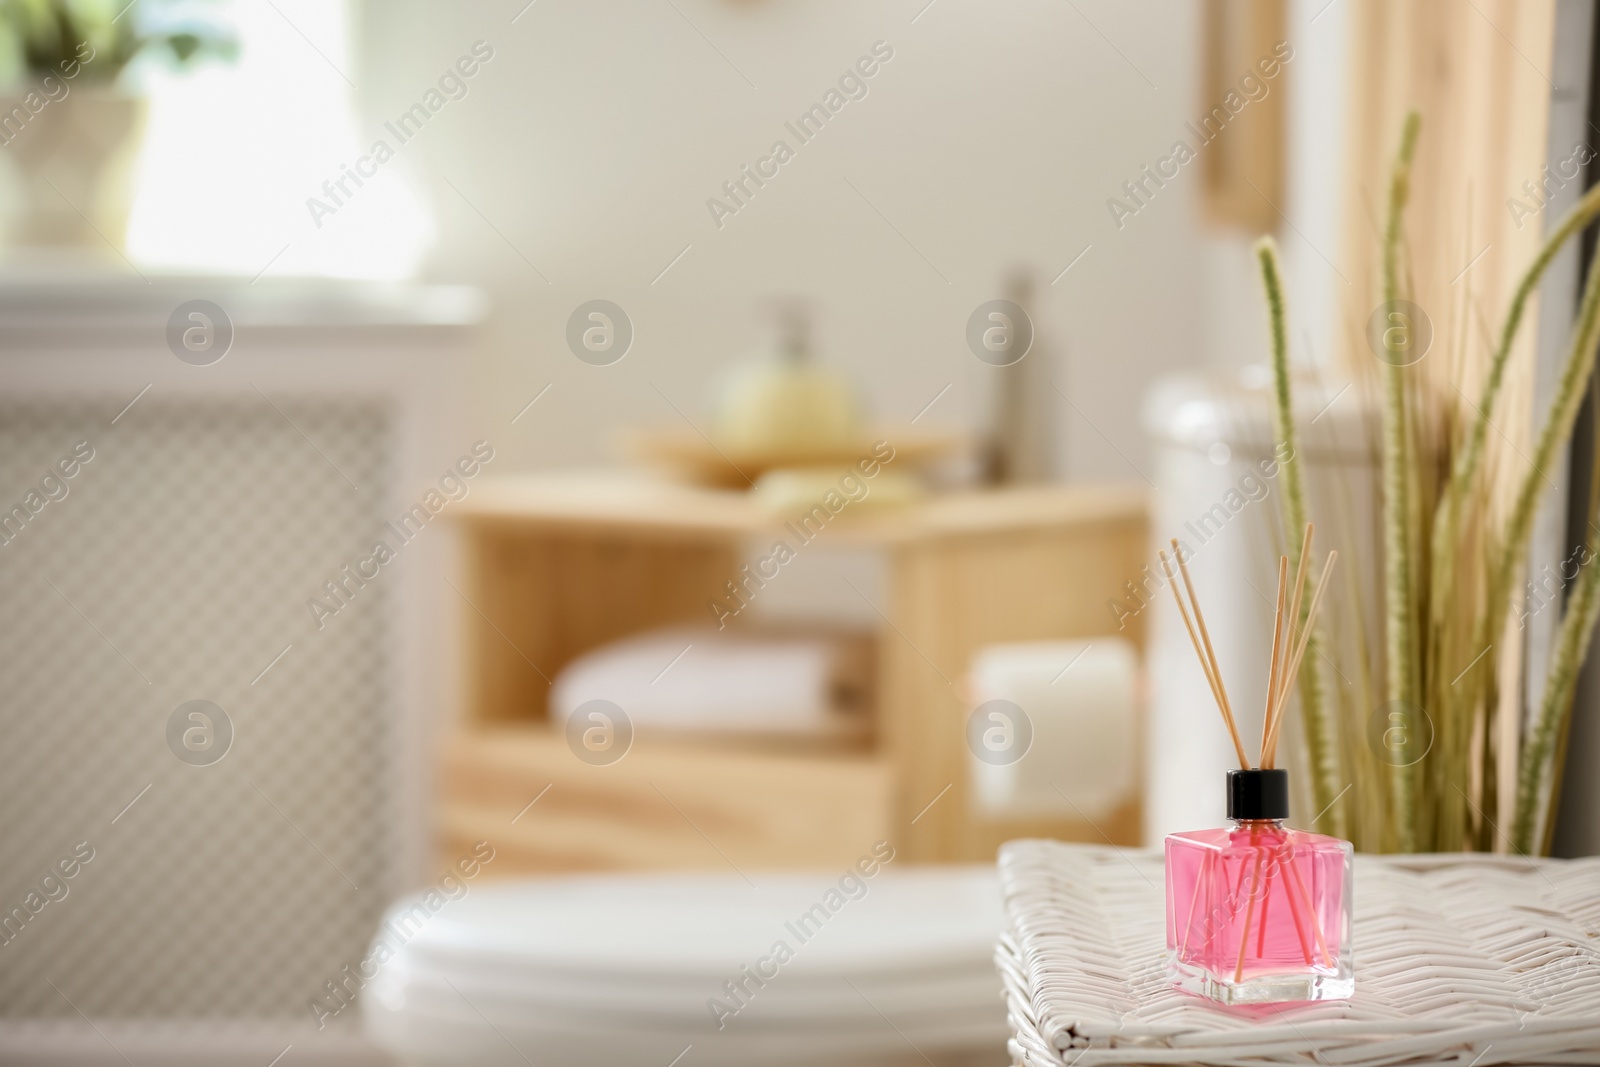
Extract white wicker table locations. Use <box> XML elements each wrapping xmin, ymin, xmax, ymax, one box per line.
<box><xmin>996</xmin><ymin>841</ymin><xmax>1600</xmax><ymax>1066</ymax></box>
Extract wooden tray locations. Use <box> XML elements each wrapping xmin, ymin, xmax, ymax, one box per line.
<box><xmin>615</xmin><ymin>425</ymin><xmax>966</xmax><ymax>487</ymax></box>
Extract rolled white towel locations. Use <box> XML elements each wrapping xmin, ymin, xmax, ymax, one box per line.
<box><xmin>550</xmin><ymin>625</ymin><xmax>870</xmax><ymax>738</ymax></box>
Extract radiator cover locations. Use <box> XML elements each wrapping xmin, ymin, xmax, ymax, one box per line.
<box><xmin>0</xmin><ymin>274</ymin><xmax>479</xmax><ymax>1057</ymax></box>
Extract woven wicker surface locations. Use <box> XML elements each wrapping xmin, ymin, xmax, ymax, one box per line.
<box><xmin>997</xmin><ymin>841</ymin><xmax>1600</xmax><ymax>1066</ymax></box>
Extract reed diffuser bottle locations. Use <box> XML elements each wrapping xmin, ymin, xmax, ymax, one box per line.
<box><xmin>1159</xmin><ymin>528</ymin><xmax>1353</xmax><ymax>1005</ymax></box>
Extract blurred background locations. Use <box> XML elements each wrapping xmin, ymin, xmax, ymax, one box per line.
<box><xmin>0</xmin><ymin>0</ymin><xmax>1594</xmax><ymax>1064</ymax></box>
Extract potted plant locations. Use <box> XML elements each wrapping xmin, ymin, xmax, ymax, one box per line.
<box><xmin>1258</xmin><ymin>111</ymin><xmax>1600</xmax><ymax>856</ymax></box>
<box><xmin>0</xmin><ymin>0</ymin><xmax>235</xmax><ymax>253</ymax></box>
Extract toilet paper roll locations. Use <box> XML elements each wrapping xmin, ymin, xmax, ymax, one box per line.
<box><xmin>966</xmin><ymin>638</ymin><xmax>1137</xmax><ymax>820</ymax></box>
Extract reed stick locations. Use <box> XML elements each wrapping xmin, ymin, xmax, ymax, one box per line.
<box><xmin>1282</xmin><ymin>849</ymin><xmax>1333</xmax><ymax>968</ymax></box>
<box><xmin>1181</xmin><ymin>850</ymin><xmax>1211</xmax><ymax>959</ymax></box>
<box><xmin>1277</xmin><ymin>525</ymin><xmax>1315</xmax><ymax>717</ymax></box>
<box><xmin>1267</xmin><ymin>552</ymin><xmax>1339</xmax><ymax>769</ymax></box>
<box><xmin>1262</xmin><ymin>556</ymin><xmax>1289</xmax><ymax>768</ymax></box>
<box><xmin>1172</xmin><ymin>540</ymin><xmax>1235</xmax><ymax>706</ymax></box>
<box><xmin>1272</xmin><ymin>851</ymin><xmax>1316</xmax><ymax>965</ymax></box>
<box><xmin>1160</xmin><ymin>548</ymin><xmax>1251</xmax><ymax>770</ymax></box>
<box><xmin>1234</xmin><ymin>846</ymin><xmax>1264</xmax><ymax>983</ymax></box>
<box><xmin>1256</xmin><ymin>855</ymin><xmax>1274</xmax><ymax>956</ymax></box>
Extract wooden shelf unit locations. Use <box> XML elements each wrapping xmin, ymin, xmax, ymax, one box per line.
<box><xmin>446</xmin><ymin>473</ymin><xmax>1149</xmax><ymax>875</ymax></box>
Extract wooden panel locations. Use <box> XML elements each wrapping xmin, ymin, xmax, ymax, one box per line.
<box><xmin>882</xmin><ymin>512</ymin><xmax>1150</xmax><ymax>862</ymax></box>
<box><xmin>1338</xmin><ymin>0</ymin><xmax>1554</xmax><ymax>412</ymax></box>
<box><xmin>1198</xmin><ymin>0</ymin><xmax>1288</xmax><ymax>231</ymax></box>
<box><xmin>438</xmin><ymin>726</ymin><xmax>892</xmax><ymax>876</ymax></box>
<box><xmin>461</xmin><ymin>528</ymin><xmax>740</xmax><ymax>723</ymax></box>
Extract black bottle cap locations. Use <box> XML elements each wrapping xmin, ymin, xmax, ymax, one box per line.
<box><xmin>1227</xmin><ymin>768</ymin><xmax>1289</xmax><ymax>820</ymax></box>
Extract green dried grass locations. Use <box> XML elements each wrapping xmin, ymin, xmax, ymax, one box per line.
<box><xmin>1258</xmin><ymin>110</ymin><xmax>1600</xmax><ymax>854</ymax></box>
<box><xmin>1379</xmin><ymin>113</ymin><xmax>1423</xmax><ymax>852</ymax></box>
<box><xmin>1256</xmin><ymin>237</ymin><xmax>1344</xmax><ymax>838</ymax></box>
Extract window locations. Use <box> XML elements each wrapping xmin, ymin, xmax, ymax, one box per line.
<box><xmin>126</xmin><ymin>0</ymin><xmax>431</xmax><ymax>278</ymax></box>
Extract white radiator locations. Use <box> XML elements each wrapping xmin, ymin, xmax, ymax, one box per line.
<box><xmin>0</xmin><ymin>269</ymin><xmax>482</xmax><ymax>1064</ymax></box>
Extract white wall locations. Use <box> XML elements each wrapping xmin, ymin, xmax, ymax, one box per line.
<box><xmin>353</xmin><ymin>0</ymin><xmax>1233</xmax><ymax>483</ymax></box>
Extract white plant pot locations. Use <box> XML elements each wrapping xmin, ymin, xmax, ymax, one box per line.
<box><xmin>0</xmin><ymin>88</ymin><xmax>147</xmax><ymax>253</ymax></box>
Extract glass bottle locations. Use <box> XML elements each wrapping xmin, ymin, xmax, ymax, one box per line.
<box><xmin>1165</xmin><ymin>769</ymin><xmax>1353</xmax><ymax>1004</ymax></box>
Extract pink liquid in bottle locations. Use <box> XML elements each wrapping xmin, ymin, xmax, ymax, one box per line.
<box><xmin>1165</xmin><ymin>770</ymin><xmax>1352</xmax><ymax>1004</ymax></box>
